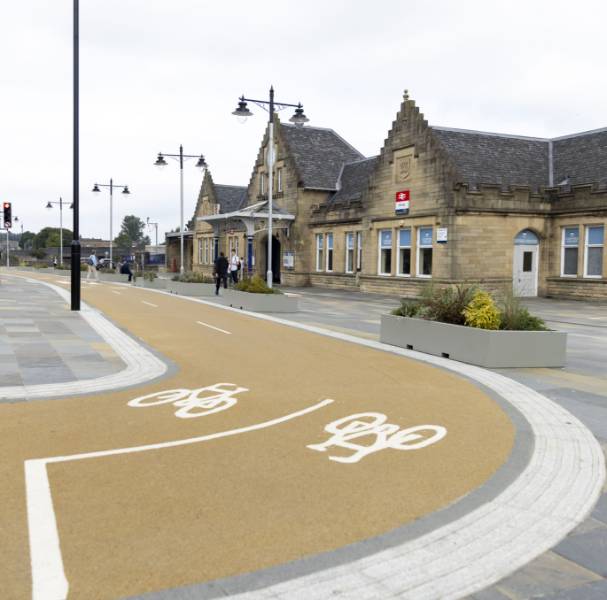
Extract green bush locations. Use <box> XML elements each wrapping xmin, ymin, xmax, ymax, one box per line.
<box><xmin>31</xmin><ymin>249</ymin><xmax>46</xmax><ymax>260</ymax></box>
<box><xmin>172</xmin><ymin>271</ymin><xmax>214</xmax><ymax>283</ymax></box>
<box><xmin>235</xmin><ymin>274</ymin><xmax>280</xmax><ymax>294</ymax></box>
<box><xmin>419</xmin><ymin>284</ymin><xmax>477</xmax><ymax>325</ymax></box>
<box><xmin>80</xmin><ymin>263</ymin><xmax>88</xmax><ymax>272</ymax></box>
<box><xmin>499</xmin><ymin>290</ymin><xmax>548</xmax><ymax>331</ymax></box>
<box><xmin>144</xmin><ymin>271</ymin><xmax>157</xmax><ymax>282</ymax></box>
<box><xmin>391</xmin><ymin>299</ymin><xmax>421</xmax><ymax>317</ymax></box>
<box><xmin>463</xmin><ymin>290</ymin><xmax>501</xmax><ymax>330</ymax></box>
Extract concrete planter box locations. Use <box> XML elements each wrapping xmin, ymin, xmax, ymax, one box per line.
<box><xmin>222</xmin><ymin>289</ymin><xmax>298</xmax><ymax>313</ymax></box>
<box><xmin>133</xmin><ymin>278</ymin><xmax>167</xmax><ymax>290</ymax></box>
<box><xmin>380</xmin><ymin>314</ymin><xmax>567</xmax><ymax>368</ymax></box>
<box><xmin>166</xmin><ymin>281</ymin><xmax>215</xmax><ymax>296</ymax></box>
<box><xmin>98</xmin><ymin>272</ymin><xmax>129</xmax><ymax>284</ymax></box>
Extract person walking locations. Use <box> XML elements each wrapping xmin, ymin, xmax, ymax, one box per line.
<box><xmin>120</xmin><ymin>258</ymin><xmax>133</xmax><ymax>282</ymax></box>
<box><xmin>213</xmin><ymin>251</ymin><xmax>229</xmax><ymax>295</ymax></box>
<box><xmin>229</xmin><ymin>249</ymin><xmax>240</xmax><ymax>285</ymax></box>
<box><xmin>86</xmin><ymin>250</ymin><xmax>99</xmax><ymax>281</ymax></box>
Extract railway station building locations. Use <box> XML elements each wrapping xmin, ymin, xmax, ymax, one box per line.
<box><xmin>190</xmin><ymin>92</ymin><xmax>607</xmax><ymax>299</ymax></box>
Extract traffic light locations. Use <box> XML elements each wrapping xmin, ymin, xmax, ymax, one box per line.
<box><xmin>2</xmin><ymin>202</ymin><xmax>11</xmax><ymax>229</ymax></box>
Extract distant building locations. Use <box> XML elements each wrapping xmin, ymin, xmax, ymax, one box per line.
<box><xmin>189</xmin><ymin>91</ymin><xmax>606</xmax><ymax>300</ymax></box>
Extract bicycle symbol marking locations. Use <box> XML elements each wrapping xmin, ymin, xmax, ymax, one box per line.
<box><xmin>307</xmin><ymin>412</ymin><xmax>447</xmax><ymax>463</ymax></box>
<box><xmin>127</xmin><ymin>383</ymin><xmax>248</xmax><ymax>419</ymax></box>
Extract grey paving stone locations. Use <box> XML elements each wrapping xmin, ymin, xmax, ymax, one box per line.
<box><xmin>591</xmin><ymin>493</ymin><xmax>607</xmax><ymax>525</ymax></box>
<box><xmin>571</xmin><ymin>516</ymin><xmax>607</xmax><ymax>537</ymax></box>
<box><xmin>19</xmin><ymin>367</ymin><xmax>76</xmax><ymax>385</ymax></box>
<box><xmin>467</xmin><ymin>588</ymin><xmax>511</xmax><ymax>600</ymax></box>
<box><xmin>540</xmin><ymin>578</ymin><xmax>607</xmax><ymax>599</ymax></box>
<box><xmin>554</xmin><ymin>529</ymin><xmax>607</xmax><ymax>576</ymax></box>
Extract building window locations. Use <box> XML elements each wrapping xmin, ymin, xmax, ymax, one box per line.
<box><xmin>417</xmin><ymin>227</ymin><xmax>433</xmax><ymax>277</ymax></box>
<box><xmin>561</xmin><ymin>227</ymin><xmax>579</xmax><ymax>276</ymax></box>
<box><xmin>198</xmin><ymin>239</ymin><xmax>203</xmax><ymax>264</ymax></box>
<box><xmin>345</xmin><ymin>232</ymin><xmax>354</xmax><ymax>273</ymax></box>
<box><xmin>378</xmin><ymin>229</ymin><xmax>392</xmax><ymax>275</ymax></box>
<box><xmin>277</xmin><ymin>168</ymin><xmax>283</xmax><ymax>193</ymax></box>
<box><xmin>326</xmin><ymin>233</ymin><xmax>334</xmax><ymax>272</ymax></box>
<box><xmin>397</xmin><ymin>228</ymin><xmax>411</xmax><ymax>276</ymax></box>
<box><xmin>316</xmin><ymin>233</ymin><xmax>324</xmax><ymax>271</ymax></box>
<box><xmin>260</xmin><ymin>173</ymin><xmax>265</xmax><ymax>195</ymax></box>
<box><xmin>356</xmin><ymin>231</ymin><xmax>362</xmax><ymax>271</ymax></box>
<box><xmin>585</xmin><ymin>225</ymin><xmax>604</xmax><ymax>278</ymax></box>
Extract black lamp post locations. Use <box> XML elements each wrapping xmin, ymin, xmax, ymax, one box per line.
<box><xmin>154</xmin><ymin>147</ymin><xmax>207</xmax><ymax>274</ymax></box>
<box><xmin>71</xmin><ymin>0</ymin><xmax>80</xmax><ymax>310</ymax></box>
<box><xmin>45</xmin><ymin>198</ymin><xmax>73</xmax><ymax>266</ymax></box>
<box><xmin>232</xmin><ymin>86</ymin><xmax>308</xmax><ymax>287</ymax></box>
<box><xmin>91</xmin><ymin>180</ymin><xmax>130</xmax><ymax>267</ymax></box>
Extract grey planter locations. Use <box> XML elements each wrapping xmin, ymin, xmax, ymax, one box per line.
<box><xmin>133</xmin><ymin>278</ymin><xmax>167</xmax><ymax>290</ymax></box>
<box><xmin>166</xmin><ymin>281</ymin><xmax>215</xmax><ymax>296</ymax></box>
<box><xmin>380</xmin><ymin>314</ymin><xmax>567</xmax><ymax>368</ymax></box>
<box><xmin>222</xmin><ymin>289</ymin><xmax>298</xmax><ymax>313</ymax></box>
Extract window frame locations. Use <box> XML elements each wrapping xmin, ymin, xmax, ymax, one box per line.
<box><xmin>326</xmin><ymin>232</ymin><xmax>334</xmax><ymax>272</ymax></box>
<box><xmin>416</xmin><ymin>226</ymin><xmax>433</xmax><ymax>278</ymax></box>
<box><xmin>396</xmin><ymin>228</ymin><xmax>412</xmax><ymax>277</ymax></box>
<box><xmin>260</xmin><ymin>172</ymin><xmax>265</xmax><ymax>195</ymax></box>
<box><xmin>356</xmin><ymin>231</ymin><xmax>362</xmax><ymax>272</ymax></box>
<box><xmin>560</xmin><ymin>226</ymin><xmax>579</xmax><ymax>277</ymax></box>
<box><xmin>197</xmin><ymin>238</ymin><xmax>203</xmax><ymax>264</ymax></box>
<box><xmin>277</xmin><ymin>168</ymin><xmax>283</xmax><ymax>193</ymax></box>
<box><xmin>377</xmin><ymin>229</ymin><xmax>393</xmax><ymax>276</ymax></box>
<box><xmin>315</xmin><ymin>233</ymin><xmax>324</xmax><ymax>272</ymax></box>
<box><xmin>584</xmin><ymin>224</ymin><xmax>604</xmax><ymax>279</ymax></box>
<box><xmin>345</xmin><ymin>232</ymin><xmax>354</xmax><ymax>274</ymax></box>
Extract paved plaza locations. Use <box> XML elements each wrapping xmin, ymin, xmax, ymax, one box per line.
<box><xmin>0</xmin><ymin>269</ymin><xmax>605</xmax><ymax>600</ymax></box>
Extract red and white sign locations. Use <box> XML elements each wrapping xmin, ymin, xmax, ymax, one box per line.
<box><xmin>395</xmin><ymin>190</ymin><xmax>410</xmax><ymax>213</ymax></box>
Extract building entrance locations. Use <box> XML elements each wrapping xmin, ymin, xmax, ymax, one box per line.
<box><xmin>262</xmin><ymin>235</ymin><xmax>281</xmax><ymax>284</ymax></box>
<box><xmin>513</xmin><ymin>230</ymin><xmax>539</xmax><ymax>297</ymax></box>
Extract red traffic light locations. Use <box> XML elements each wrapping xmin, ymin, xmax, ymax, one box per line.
<box><xmin>2</xmin><ymin>202</ymin><xmax>10</xmax><ymax>209</ymax></box>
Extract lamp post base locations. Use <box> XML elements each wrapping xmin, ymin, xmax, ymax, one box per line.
<box><xmin>70</xmin><ymin>241</ymin><xmax>81</xmax><ymax>311</ymax></box>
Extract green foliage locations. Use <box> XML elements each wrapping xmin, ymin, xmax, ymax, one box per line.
<box><xmin>34</xmin><ymin>227</ymin><xmax>73</xmax><ymax>249</ymax></box>
<box><xmin>464</xmin><ymin>290</ymin><xmax>501</xmax><ymax>330</ymax></box>
<box><xmin>144</xmin><ymin>271</ymin><xmax>157</xmax><ymax>281</ymax></box>
<box><xmin>80</xmin><ymin>263</ymin><xmax>88</xmax><ymax>272</ymax></box>
<box><xmin>172</xmin><ymin>271</ymin><xmax>214</xmax><ymax>283</ymax></box>
<box><xmin>19</xmin><ymin>231</ymin><xmax>36</xmax><ymax>250</ymax></box>
<box><xmin>31</xmin><ymin>248</ymin><xmax>46</xmax><ymax>259</ymax></box>
<box><xmin>235</xmin><ymin>275</ymin><xmax>280</xmax><ymax>294</ymax></box>
<box><xmin>391</xmin><ymin>299</ymin><xmax>421</xmax><ymax>317</ymax></box>
<box><xmin>113</xmin><ymin>215</ymin><xmax>151</xmax><ymax>253</ymax></box>
<box><xmin>419</xmin><ymin>283</ymin><xmax>478</xmax><ymax>325</ymax></box>
<box><xmin>499</xmin><ymin>289</ymin><xmax>548</xmax><ymax>331</ymax></box>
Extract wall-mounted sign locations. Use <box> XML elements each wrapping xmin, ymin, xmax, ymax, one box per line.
<box><xmin>436</xmin><ymin>228</ymin><xmax>448</xmax><ymax>243</ymax></box>
<box><xmin>283</xmin><ymin>251</ymin><xmax>294</xmax><ymax>268</ymax></box>
<box><xmin>395</xmin><ymin>190</ymin><xmax>410</xmax><ymax>214</ymax></box>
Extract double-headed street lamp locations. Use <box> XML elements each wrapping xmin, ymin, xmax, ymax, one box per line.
<box><xmin>92</xmin><ymin>179</ymin><xmax>130</xmax><ymax>267</ymax></box>
<box><xmin>154</xmin><ymin>146</ymin><xmax>207</xmax><ymax>274</ymax></box>
<box><xmin>146</xmin><ymin>217</ymin><xmax>159</xmax><ymax>246</ymax></box>
<box><xmin>45</xmin><ymin>197</ymin><xmax>73</xmax><ymax>265</ymax></box>
<box><xmin>232</xmin><ymin>86</ymin><xmax>309</xmax><ymax>288</ymax></box>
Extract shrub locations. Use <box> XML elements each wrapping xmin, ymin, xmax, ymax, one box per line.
<box><xmin>420</xmin><ymin>284</ymin><xmax>478</xmax><ymax>325</ymax></box>
<box><xmin>391</xmin><ymin>299</ymin><xmax>421</xmax><ymax>317</ymax></box>
<box><xmin>235</xmin><ymin>275</ymin><xmax>280</xmax><ymax>294</ymax></box>
<box><xmin>144</xmin><ymin>271</ymin><xmax>157</xmax><ymax>282</ymax></box>
<box><xmin>80</xmin><ymin>263</ymin><xmax>88</xmax><ymax>272</ymax></box>
<box><xmin>464</xmin><ymin>290</ymin><xmax>501</xmax><ymax>330</ymax></box>
<box><xmin>31</xmin><ymin>249</ymin><xmax>46</xmax><ymax>260</ymax></box>
<box><xmin>172</xmin><ymin>271</ymin><xmax>214</xmax><ymax>283</ymax></box>
<box><xmin>499</xmin><ymin>291</ymin><xmax>548</xmax><ymax>331</ymax></box>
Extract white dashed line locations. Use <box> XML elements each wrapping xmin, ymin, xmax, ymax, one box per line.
<box><xmin>112</xmin><ymin>291</ymin><xmax>121</xmax><ymax>295</ymax></box>
<box><xmin>141</xmin><ymin>301</ymin><xmax>158</xmax><ymax>308</ymax></box>
<box><xmin>196</xmin><ymin>320</ymin><xmax>231</xmax><ymax>335</ymax></box>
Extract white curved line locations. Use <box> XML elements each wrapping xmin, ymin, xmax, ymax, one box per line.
<box><xmin>25</xmin><ymin>398</ymin><xmax>334</xmax><ymax>600</ymax></box>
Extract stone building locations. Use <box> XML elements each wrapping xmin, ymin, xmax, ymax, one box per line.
<box><xmin>192</xmin><ymin>92</ymin><xmax>607</xmax><ymax>299</ymax></box>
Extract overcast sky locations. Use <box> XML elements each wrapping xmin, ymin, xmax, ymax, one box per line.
<box><xmin>1</xmin><ymin>0</ymin><xmax>605</xmax><ymax>241</ymax></box>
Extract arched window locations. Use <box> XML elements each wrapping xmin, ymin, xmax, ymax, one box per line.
<box><xmin>514</xmin><ymin>229</ymin><xmax>539</xmax><ymax>245</ymax></box>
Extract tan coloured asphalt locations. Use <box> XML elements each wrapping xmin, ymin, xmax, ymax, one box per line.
<box><xmin>0</xmin><ymin>274</ymin><xmax>515</xmax><ymax>599</ymax></box>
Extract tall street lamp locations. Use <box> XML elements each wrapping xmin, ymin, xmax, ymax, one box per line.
<box><xmin>45</xmin><ymin>197</ymin><xmax>73</xmax><ymax>265</ymax></box>
<box><xmin>71</xmin><ymin>0</ymin><xmax>80</xmax><ymax>310</ymax></box>
<box><xmin>154</xmin><ymin>147</ymin><xmax>206</xmax><ymax>274</ymax></box>
<box><xmin>232</xmin><ymin>86</ymin><xmax>308</xmax><ymax>288</ymax></box>
<box><xmin>91</xmin><ymin>180</ymin><xmax>130</xmax><ymax>267</ymax></box>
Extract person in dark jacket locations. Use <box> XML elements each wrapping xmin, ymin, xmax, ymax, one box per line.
<box><xmin>120</xmin><ymin>259</ymin><xmax>133</xmax><ymax>282</ymax></box>
<box><xmin>213</xmin><ymin>252</ymin><xmax>229</xmax><ymax>295</ymax></box>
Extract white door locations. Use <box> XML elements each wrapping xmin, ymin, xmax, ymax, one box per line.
<box><xmin>513</xmin><ymin>245</ymin><xmax>538</xmax><ymax>297</ymax></box>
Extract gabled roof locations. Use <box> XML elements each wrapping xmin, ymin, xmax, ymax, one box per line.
<box><xmin>280</xmin><ymin>124</ymin><xmax>364</xmax><ymax>190</ymax></box>
<box><xmin>430</xmin><ymin>127</ymin><xmax>550</xmax><ymax>189</ymax></box>
<box><xmin>215</xmin><ymin>184</ymin><xmax>248</xmax><ymax>213</ymax></box>
<box><xmin>430</xmin><ymin>125</ymin><xmax>607</xmax><ymax>189</ymax></box>
<box><xmin>553</xmin><ymin>128</ymin><xmax>607</xmax><ymax>188</ymax></box>
<box><xmin>328</xmin><ymin>156</ymin><xmax>379</xmax><ymax>204</ymax></box>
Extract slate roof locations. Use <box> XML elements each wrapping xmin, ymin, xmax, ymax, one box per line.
<box><xmin>329</xmin><ymin>157</ymin><xmax>379</xmax><ymax>204</ymax></box>
<box><xmin>431</xmin><ymin>126</ymin><xmax>607</xmax><ymax>189</ymax></box>
<box><xmin>215</xmin><ymin>184</ymin><xmax>248</xmax><ymax>213</ymax></box>
<box><xmin>431</xmin><ymin>127</ymin><xmax>550</xmax><ymax>189</ymax></box>
<box><xmin>281</xmin><ymin>124</ymin><xmax>364</xmax><ymax>190</ymax></box>
<box><xmin>553</xmin><ymin>128</ymin><xmax>607</xmax><ymax>188</ymax></box>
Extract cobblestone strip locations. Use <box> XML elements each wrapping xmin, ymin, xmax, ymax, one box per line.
<box><xmin>131</xmin><ymin>289</ymin><xmax>605</xmax><ymax>600</ymax></box>
<box><xmin>0</xmin><ymin>276</ymin><xmax>167</xmax><ymax>401</ymax></box>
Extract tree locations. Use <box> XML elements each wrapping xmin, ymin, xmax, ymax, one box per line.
<box><xmin>19</xmin><ymin>231</ymin><xmax>36</xmax><ymax>250</ymax></box>
<box><xmin>113</xmin><ymin>215</ymin><xmax>150</xmax><ymax>253</ymax></box>
<box><xmin>34</xmin><ymin>227</ymin><xmax>73</xmax><ymax>249</ymax></box>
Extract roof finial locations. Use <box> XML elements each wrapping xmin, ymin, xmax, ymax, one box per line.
<box><xmin>403</xmin><ymin>89</ymin><xmax>410</xmax><ymax>100</ymax></box>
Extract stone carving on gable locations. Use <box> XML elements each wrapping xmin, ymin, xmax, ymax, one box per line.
<box><xmin>395</xmin><ymin>155</ymin><xmax>412</xmax><ymax>183</ymax></box>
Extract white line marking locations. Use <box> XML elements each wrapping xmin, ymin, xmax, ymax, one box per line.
<box><xmin>141</xmin><ymin>301</ymin><xmax>157</xmax><ymax>307</ymax></box>
<box><xmin>111</xmin><ymin>291</ymin><xmax>121</xmax><ymax>295</ymax></box>
<box><xmin>196</xmin><ymin>320</ymin><xmax>231</xmax><ymax>335</ymax></box>
<box><xmin>25</xmin><ymin>399</ymin><xmax>333</xmax><ymax>599</ymax></box>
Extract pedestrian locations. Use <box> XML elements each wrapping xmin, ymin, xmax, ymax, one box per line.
<box><xmin>120</xmin><ymin>258</ymin><xmax>133</xmax><ymax>282</ymax></box>
<box><xmin>240</xmin><ymin>256</ymin><xmax>246</xmax><ymax>279</ymax></box>
<box><xmin>53</xmin><ymin>257</ymin><xmax>58</xmax><ymax>268</ymax></box>
<box><xmin>229</xmin><ymin>249</ymin><xmax>240</xmax><ymax>285</ymax></box>
<box><xmin>213</xmin><ymin>251</ymin><xmax>229</xmax><ymax>295</ymax></box>
<box><xmin>86</xmin><ymin>250</ymin><xmax>99</xmax><ymax>280</ymax></box>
